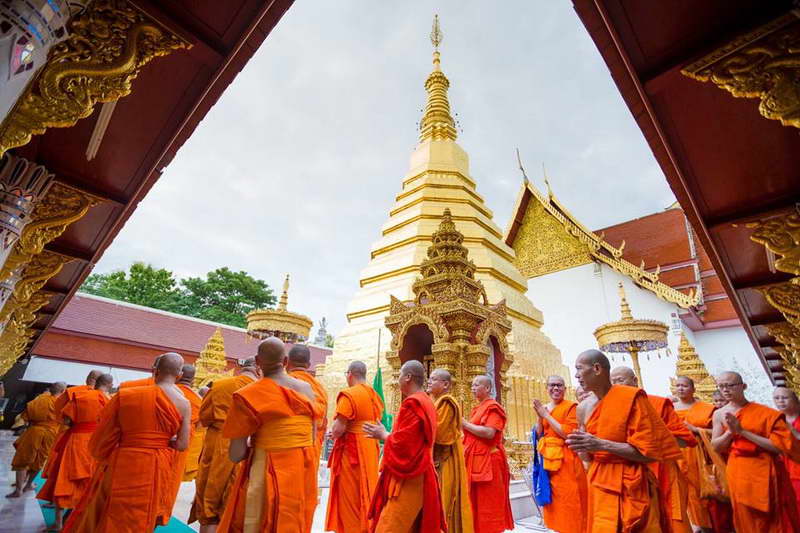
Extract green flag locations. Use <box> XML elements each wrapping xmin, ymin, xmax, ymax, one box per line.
<box><xmin>372</xmin><ymin>366</ymin><xmax>393</xmax><ymax>431</ymax></box>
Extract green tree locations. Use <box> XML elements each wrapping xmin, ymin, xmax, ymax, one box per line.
<box><xmin>81</xmin><ymin>263</ymin><xmax>183</xmax><ymax>312</ymax></box>
<box><xmin>324</xmin><ymin>333</ymin><xmax>335</xmax><ymax>348</ymax></box>
<box><xmin>179</xmin><ymin>267</ymin><xmax>275</xmax><ymax>328</ymax></box>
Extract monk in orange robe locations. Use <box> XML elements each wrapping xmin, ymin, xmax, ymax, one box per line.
<box><xmin>175</xmin><ymin>365</ymin><xmax>202</xmax><ymax>485</ymax></box>
<box><xmin>191</xmin><ymin>358</ymin><xmax>261</xmax><ymax>532</ymax></box>
<box><xmin>567</xmin><ymin>350</ymin><xmax>682</xmax><ymax>533</ymax></box>
<box><xmin>534</xmin><ymin>375</ymin><xmax>587</xmax><ymax>533</ymax></box>
<box><xmin>463</xmin><ymin>375</ymin><xmax>514</xmax><ymax>533</ymax></box>
<box><xmin>6</xmin><ymin>382</ymin><xmax>66</xmax><ymax>497</ymax></box>
<box><xmin>673</xmin><ymin>376</ymin><xmax>716</xmax><ymax>532</ymax></box>
<box><xmin>39</xmin><ymin>373</ymin><xmax>114</xmax><ymax>530</ymax></box>
<box><xmin>325</xmin><ymin>360</ymin><xmax>384</xmax><ymax>533</ymax></box>
<box><xmin>184</xmin><ymin>385</ymin><xmax>210</xmax><ymax>481</ymax></box>
<box><xmin>707</xmin><ymin>390</ymin><xmax>734</xmax><ymax>533</ymax></box>
<box><xmin>365</xmin><ymin>360</ymin><xmax>445</xmax><ymax>533</ymax></box>
<box><xmin>287</xmin><ymin>344</ymin><xmax>328</xmax><ymax>532</ymax></box>
<box><xmin>427</xmin><ymin>368</ymin><xmax>473</xmax><ymax>533</ymax></box>
<box><xmin>216</xmin><ymin>337</ymin><xmax>318</xmax><ymax>533</ymax></box>
<box><xmin>774</xmin><ymin>386</ymin><xmax>800</xmax><ymax>515</ymax></box>
<box><xmin>119</xmin><ymin>376</ymin><xmax>155</xmax><ymax>388</ymax></box>
<box><xmin>611</xmin><ymin>366</ymin><xmax>695</xmax><ymax>533</ymax></box>
<box><xmin>711</xmin><ymin>372</ymin><xmax>800</xmax><ymax>533</ymax></box>
<box><xmin>63</xmin><ymin>352</ymin><xmax>191</xmax><ymax>532</ymax></box>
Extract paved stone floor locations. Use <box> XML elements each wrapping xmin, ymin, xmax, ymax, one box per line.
<box><xmin>0</xmin><ymin>430</ymin><xmax>545</xmax><ymax>532</ymax></box>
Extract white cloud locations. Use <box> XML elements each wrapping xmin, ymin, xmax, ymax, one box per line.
<box><xmin>94</xmin><ymin>0</ymin><xmax>676</xmax><ymax>338</ymax></box>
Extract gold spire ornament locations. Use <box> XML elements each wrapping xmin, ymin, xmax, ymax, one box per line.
<box><xmin>671</xmin><ymin>333</ymin><xmax>717</xmax><ymax>402</ymax></box>
<box><xmin>430</xmin><ymin>14</ymin><xmax>442</xmax><ymax>50</ymax></box>
<box><xmin>194</xmin><ymin>327</ymin><xmax>232</xmax><ymax>387</ymax></box>
<box><xmin>419</xmin><ymin>15</ymin><xmax>457</xmax><ymax>142</ymax></box>
<box><xmin>246</xmin><ymin>274</ymin><xmax>312</xmax><ymax>343</ymax></box>
<box><xmin>594</xmin><ymin>283</ymin><xmax>669</xmax><ymax>384</ymax></box>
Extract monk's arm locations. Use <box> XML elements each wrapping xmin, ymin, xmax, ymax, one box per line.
<box><xmin>710</xmin><ymin>411</ymin><xmax>733</xmax><ymax>454</ymax></box>
<box><xmin>565</xmin><ymin>430</ymin><xmax>655</xmax><ymax>463</ymax></box>
<box><xmin>229</xmin><ymin>437</ymin><xmax>248</xmax><ymax>463</ymax></box>
<box><xmin>462</xmin><ymin>420</ymin><xmax>496</xmax><ymax>440</ymax></box>
<box><xmin>174</xmin><ymin>400</ymin><xmax>191</xmax><ymax>452</ymax></box>
<box><xmin>330</xmin><ymin>415</ymin><xmax>348</xmax><ymax>440</ymax></box>
<box><xmin>737</xmin><ymin>429</ymin><xmax>782</xmax><ymax>455</ymax></box>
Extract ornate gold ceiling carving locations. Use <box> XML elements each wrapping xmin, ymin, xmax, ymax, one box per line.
<box><xmin>682</xmin><ymin>11</ymin><xmax>800</xmax><ymax>130</ymax></box>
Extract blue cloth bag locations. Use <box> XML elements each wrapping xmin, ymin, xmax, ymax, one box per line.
<box><xmin>531</xmin><ymin>428</ymin><xmax>552</xmax><ymax>506</ymax></box>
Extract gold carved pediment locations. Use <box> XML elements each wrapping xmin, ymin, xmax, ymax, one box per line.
<box><xmin>511</xmin><ymin>198</ymin><xmax>592</xmax><ymax>278</ymax></box>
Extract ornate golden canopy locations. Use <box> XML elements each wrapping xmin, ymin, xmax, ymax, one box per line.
<box><xmin>246</xmin><ymin>274</ymin><xmax>313</xmax><ymax>343</ymax></box>
<box><xmin>594</xmin><ymin>282</ymin><xmax>668</xmax><ymax>384</ymax></box>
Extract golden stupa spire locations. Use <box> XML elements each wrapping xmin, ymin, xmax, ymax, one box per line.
<box><xmin>672</xmin><ymin>333</ymin><xmax>717</xmax><ymax>402</ymax></box>
<box><xmin>618</xmin><ymin>282</ymin><xmax>633</xmax><ymax>320</ymax></box>
<box><xmin>278</xmin><ymin>273</ymin><xmax>289</xmax><ymax>311</ymax></box>
<box><xmin>194</xmin><ymin>327</ymin><xmax>232</xmax><ymax>387</ymax></box>
<box><xmin>419</xmin><ymin>15</ymin><xmax>457</xmax><ymax>142</ymax></box>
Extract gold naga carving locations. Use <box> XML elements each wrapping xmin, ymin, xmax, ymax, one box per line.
<box><xmin>0</xmin><ymin>183</ymin><xmax>99</xmax><ymax>281</ymax></box>
<box><xmin>0</xmin><ymin>0</ymin><xmax>190</xmax><ymax>155</ymax></box>
<box><xmin>682</xmin><ymin>12</ymin><xmax>800</xmax><ymax>129</ymax></box>
<box><xmin>750</xmin><ymin>211</ymin><xmax>800</xmax><ymax>276</ymax></box>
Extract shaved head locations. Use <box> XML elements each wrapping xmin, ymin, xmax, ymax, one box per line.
<box><xmin>575</xmin><ymin>349</ymin><xmax>612</xmax><ymax>394</ymax></box>
<box><xmin>718</xmin><ymin>371</ymin><xmax>743</xmax><ymax>383</ymax></box>
<box><xmin>288</xmin><ymin>345</ymin><xmax>311</xmax><ymax>368</ymax></box>
<box><xmin>676</xmin><ymin>375</ymin><xmax>694</xmax><ymax>388</ymax></box>
<box><xmin>430</xmin><ymin>368</ymin><xmax>452</xmax><ymax>383</ymax></box>
<box><xmin>347</xmin><ymin>361</ymin><xmax>367</xmax><ymax>379</ymax></box>
<box><xmin>475</xmin><ymin>375</ymin><xmax>492</xmax><ymax>389</ymax></box>
<box><xmin>49</xmin><ymin>381</ymin><xmax>66</xmax><ymax>395</ymax></box>
<box><xmin>400</xmin><ymin>360</ymin><xmax>426</xmax><ymax>387</ymax></box>
<box><xmin>471</xmin><ymin>375</ymin><xmax>493</xmax><ymax>401</ymax></box>
<box><xmin>256</xmin><ymin>337</ymin><xmax>286</xmax><ymax>372</ymax></box>
<box><xmin>547</xmin><ymin>375</ymin><xmax>565</xmax><ymax>386</ymax></box>
<box><xmin>576</xmin><ymin>350</ymin><xmax>611</xmax><ymax>372</ymax></box>
<box><xmin>716</xmin><ymin>371</ymin><xmax>746</xmax><ymax>404</ymax></box>
<box><xmin>610</xmin><ymin>366</ymin><xmax>637</xmax><ymax>387</ymax></box>
<box><xmin>241</xmin><ymin>356</ymin><xmax>258</xmax><ymax>369</ymax></box>
<box><xmin>86</xmin><ymin>370</ymin><xmax>103</xmax><ymax>385</ymax></box>
<box><xmin>156</xmin><ymin>352</ymin><xmax>184</xmax><ymax>377</ymax></box>
<box><xmin>774</xmin><ymin>386</ymin><xmax>800</xmax><ymax>414</ymax></box>
<box><xmin>179</xmin><ymin>364</ymin><xmax>196</xmax><ymax>385</ymax></box>
<box><xmin>95</xmin><ymin>373</ymin><xmax>114</xmax><ymax>389</ymax></box>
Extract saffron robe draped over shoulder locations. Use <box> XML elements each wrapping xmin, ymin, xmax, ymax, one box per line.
<box><xmin>464</xmin><ymin>398</ymin><xmax>514</xmax><ymax>533</ymax></box>
<box><xmin>538</xmin><ymin>400</ymin><xmax>587</xmax><ymax>533</ymax></box>
<box><xmin>584</xmin><ymin>385</ymin><xmax>682</xmax><ymax>533</ymax></box>
<box><xmin>786</xmin><ymin>416</ymin><xmax>800</xmax><ymax>517</ymax></box>
<box><xmin>191</xmin><ymin>374</ymin><xmax>256</xmax><ymax>525</ymax></box>
<box><xmin>325</xmin><ymin>383</ymin><xmax>384</xmax><ymax>533</ymax></box>
<box><xmin>369</xmin><ymin>391</ymin><xmax>445</xmax><ymax>533</ymax></box>
<box><xmin>119</xmin><ymin>377</ymin><xmax>155</xmax><ymax>388</ymax></box>
<box><xmin>216</xmin><ymin>378</ymin><xmax>317</xmax><ymax>533</ymax></box>
<box><xmin>674</xmin><ymin>401</ymin><xmax>715</xmax><ymax>529</ymax></box>
<box><xmin>38</xmin><ymin>389</ymin><xmax>107</xmax><ymax>509</ymax></box>
<box><xmin>725</xmin><ymin>402</ymin><xmax>800</xmax><ymax>533</ymax></box>
<box><xmin>12</xmin><ymin>391</ymin><xmax>60</xmax><ymax>472</ymax></box>
<box><xmin>433</xmin><ymin>394</ymin><xmax>473</xmax><ymax>533</ymax></box>
<box><xmin>647</xmin><ymin>395</ymin><xmax>695</xmax><ymax>533</ymax></box>
<box><xmin>175</xmin><ymin>384</ymin><xmax>201</xmax><ymax>486</ymax></box>
<box><xmin>63</xmin><ymin>385</ymin><xmax>183</xmax><ymax>533</ymax></box>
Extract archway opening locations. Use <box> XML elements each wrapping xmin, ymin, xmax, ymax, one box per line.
<box><xmin>399</xmin><ymin>323</ymin><xmax>434</xmax><ymax>374</ymax></box>
<box><xmin>488</xmin><ymin>335</ymin><xmax>505</xmax><ymax>403</ymax></box>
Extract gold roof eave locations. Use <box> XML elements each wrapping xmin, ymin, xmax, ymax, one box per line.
<box><xmin>507</xmin><ymin>181</ymin><xmax>700</xmax><ymax>309</ymax></box>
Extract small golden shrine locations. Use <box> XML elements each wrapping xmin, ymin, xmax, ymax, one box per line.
<box><xmin>246</xmin><ymin>274</ymin><xmax>313</xmax><ymax>343</ymax></box>
<box><xmin>594</xmin><ymin>282</ymin><xmax>668</xmax><ymax>384</ymax></box>
<box><xmin>194</xmin><ymin>327</ymin><xmax>233</xmax><ymax>387</ymax></box>
<box><xmin>670</xmin><ymin>333</ymin><xmax>717</xmax><ymax>402</ymax></box>
<box><xmin>384</xmin><ymin>208</ymin><xmax>512</xmax><ymax>415</ymax></box>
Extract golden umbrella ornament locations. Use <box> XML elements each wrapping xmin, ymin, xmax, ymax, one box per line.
<box><xmin>594</xmin><ymin>282</ymin><xmax>668</xmax><ymax>385</ymax></box>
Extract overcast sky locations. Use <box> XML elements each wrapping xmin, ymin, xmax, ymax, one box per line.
<box><xmin>94</xmin><ymin>1</ymin><xmax>676</xmax><ymax>337</ymax></box>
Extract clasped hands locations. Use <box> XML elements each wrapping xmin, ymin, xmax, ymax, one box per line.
<box><xmin>565</xmin><ymin>430</ymin><xmax>603</xmax><ymax>452</ymax></box>
<box><xmin>723</xmin><ymin>412</ymin><xmax>743</xmax><ymax>435</ymax></box>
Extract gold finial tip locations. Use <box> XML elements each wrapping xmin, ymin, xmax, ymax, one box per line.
<box><xmin>430</xmin><ymin>14</ymin><xmax>442</xmax><ymax>50</ymax></box>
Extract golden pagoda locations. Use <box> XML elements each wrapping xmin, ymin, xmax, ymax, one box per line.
<box><xmin>317</xmin><ymin>16</ymin><xmax>568</xmax><ymax>431</ymax></box>
<box><xmin>671</xmin><ymin>333</ymin><xmax>717</xmax><ymax>402</ymax></box>
<box><xmin>194</xmin><ymin>327</ymin><xmax>233</xmax><ymax>387</ymax></box>
<box><xmin>246</xmin><ymin>274</ymin><xmax>313</xmax><ymax>343</ymax></box>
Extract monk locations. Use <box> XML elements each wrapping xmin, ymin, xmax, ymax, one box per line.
<box><xmin>711</xmin><ymin>372</ymin><xmax>800</xmax><ymax>532</ymax></box>
<box><xmin>707</xmin><ymin>390</ymin><xmax>734</xmax><ymax>533</ymax></box>
<box><xmin>462</xmin><ymin>375</ymin><xmax>514</xmax><ymax>533</ymax></box>
<box><xmin>286</xmin><ymin>344</ymin><xmax>328</xmax><ymax>531</ymax></box>
<box><xmin>215</xmin><ymin>337</ymin><xmax>317</xmax><ymax>533</ymax></box>
<box><xmin>191</xmin><ymin>357</ymin><xmax>261</xmax><ymax>532</ymax></box>
<box><xmin>774</xmin><ymin>386</ymin><xmax>800</xmax><ymax>513</ymax></box>
<box><xmin>325</xmin><ymin>360</ymin><xmax>384</xmax><ymax>533</ymax></box>
<box><xmin>533</xmin><ymin>375</ymin><xmax>587</xmax><ymax>533</ymax></box>
<box><xmin>610</xmin><ymin>366</ymin><xmax>694</xmax><ymax>533</ymax></box>
<box><xmin>63</xmin><ymin>353</ymin><xmax>191</xmax><ymax>532</ymax></box>
<box><xmin>53</xmin><ymin>371</ymin><xmax>103</xmax><ymax>418</ymax></box>
<box><xmin>39</xmin><ymin>373</ymin><xmax>114</xmax><ymax>530</ymax></box>
<box><xmin>364</xmin><ymin>360</ymin><xmax>444</xmax><ymax>533</ymax></box>
<box><xmin>426</xmin><ymin>368</ymin><xmax>473</xmax><ymax>533</ymax></box>
<box><xmin>673</xmin><ymin>376</ymin><xmax>716</xmax><ymax>532</ymax></box>
<box><xmin>6</xmin><ymin>382</ymin><xmax>66</xmax><ymax>497</ymax></box>
<box><xmin>566</xmin><ymin>350</ymin><xmax>682</xmax><ymax>533</ymax></box>
<box><xmin>176</xmin><ymin>365</ymin><xmax>203</xmax><ymax>484</ymax></box>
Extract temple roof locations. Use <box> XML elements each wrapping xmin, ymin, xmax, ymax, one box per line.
<box><xmin>504</xmin><ymin>180</ymin><xmax>700</xmax><ymax>309</ymax></box>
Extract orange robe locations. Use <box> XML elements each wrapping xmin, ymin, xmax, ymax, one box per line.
<box><xmin>174</xmin><ymin>383</ymin><xmax>201</xmax><ymax>489</ymax></box>
<box><xmin>786</xmin><ymin>416</ymin><xmax>800</xmax><ymax>519</ymax></box>
<box><xmin>119</xmin><ymin>376</ymin><xmax>155</xmax><ymax>388</ymax></box>
<box><xmin>675</xmin><ymin>401</ymin><xmax>715</xmax><ymax>529</ymax></box>
<box><xmin>180</xmin><ymin>383</ymin><xmax>204</xmax><ymax>482</ymax></box>
<box><xmin>289</xmin><ymin>369</ymin><xmax>328</xmax><ymax>532</ymax></box>
<box><xmin>38</xmin><ymin>389</ymin><xmax>108</xmax><ymax>509</ymax></box>
<box><xmin>584</xmin><ymin>385</ymin><xmax>682</xmax><ymax>533</ymax></box>
<box><xmin>11</xmin><ymin>391</ymin><xmax>60</xmax><ymax>472</ymax></box>
<box><xmin>726</xmin><ymin>402</ymin><xmax>800</xmax><ymax>533</ymax></box>
<box><xmin>648</xmin><ymin>395</ymin><xmax>696</xmax><ymax>533</ymax></box>
<box><xmin>191</xmin><ymin>374</ymin><xmax>256</xmax><ymax>525</ymax></box>
<box><xmin>369</xmin><ymin>391</ymin><xmax>444</xmax><ymax>533</ymax></box>
<box><xmin>538</xmin><ymin>400</ymin><xmax>587</xmax><ymax>533</ymax></box>
<box><xmin>433</xmin><ymin>394</ymin><xmax>473</xmax><ymax>533</ymax></box>
<box><xmin>62</xmin><ymin>385</ymin><xmax>183</xmax><ymax>532</ymax></box>
<box><xmin>325</xmin><ymin>383</ymin><xmax>384</xmax><ymax>533</ymax></box>
<box><xmin>217</xmin><ymin>378</ymin><xmax>317</xmax><ymax>533</ymax></box>
<box><xmin>464</xmin><ymin>398</ymin><xmax>514</xmax><ymax>533</ymax></box>
<box><xmin>42</xmin><ymin>385</ymin><xmax>92</xmax><ymax>482</ymax></box>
